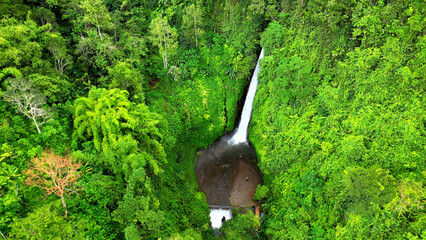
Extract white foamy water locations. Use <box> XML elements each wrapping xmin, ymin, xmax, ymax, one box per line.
<box><xmin>229</xmin><ymin>49</ymin><xmax>264</xmax><ymax>145</ymax></box>
<box><xmin>209</xmin><ymin>208</ymin><xmax>232</xmax><ymax>228</ymax></box>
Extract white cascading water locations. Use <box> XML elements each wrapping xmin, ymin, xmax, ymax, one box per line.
<box><xmin>210</xmin><ymin>208</ymin><xmax>232</xmax><ymax>228</ymax></box>
<box><xmin>209</xmin><ymin>49</ymin><xmax>263</xmax><ymax>229</ymax></box>
<box><xmin>228</xmin><ymin>48</ymin><xmax>264</xmax><ymax>145</ymax></box>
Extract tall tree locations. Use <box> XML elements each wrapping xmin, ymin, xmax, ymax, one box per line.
<box><xmin>73</xmin><ymin>88</ymin><xmax>138</xmax><ymax>152</ymax></box>
<box><xmin>149</xmin><ymin>14</ymin><xmax>178</xmax><ymax>69</ymax></box>
<box><xmin>181</xmin><ymin>4</ymin><xmax>204</xmax><ymax>47</ymax></box>
<box><xmin>3</xmin><ymin>78</ymin><xmax>51</xmax><ymax>134</ymax></box>
<box><xmin>112</xmin><ymin>168</ymin><xmax>165</xmax><ymax>239</ymax></box>
<box><xmin>73</xmin><ymin>88</ymin><xmax>166</xmax><ymax>175</ymax></box>
<box><xmin>80</xmin><ymin>0</ymin><xmax>113</xmax><ymax>40</ymax></box>
<box><xmin>9</xmin><ymin>203</ymin><xmax>86</xmax><ymax>239</ymax></box>
<box><xmin>0</xmin><ymin>17</ymin><xmax>52</xmax><ymax>76</ymax></box>
<box><xmin>24</xmin><ymin>151</ymin><xmax>81</xmax><ymax>218</ymax></box>
<box><xmin>0</xmin><ymin>0</ymin><xmax>30</xmax><ymax>20</ymax></box>
<box><xmin>44</xmin><ymin>32</ymin><xmax>73</xmax><ymax>75</ymax></box>
<box><xmin>108</xmin><ymin>62</ymin><xmax>143</xmax><ymax>95</ymax></box>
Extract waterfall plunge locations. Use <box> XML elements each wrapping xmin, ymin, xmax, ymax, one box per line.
<box><xmin>228</xmin><ymin>49</ymin><xmax>264</xmax><ymax>145</ymax></box>
<box><xmin>202</xmin><ymin>49</ymin><xmax>264</xmax><ymax>230</ymax></box>
<box><xmin>210</xmin><ymin>208</ymin><xmax>232</xmax><ymax>229</ymax></box>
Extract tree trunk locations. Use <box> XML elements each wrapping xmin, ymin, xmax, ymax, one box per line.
<box><xmin>163</xmin><ymin>54</ymin><xmax>167</xmax><ymax>69</ymax></box>
<box><xmin>195</xmin><ymin>26</ymin><xmax>198</xmax><ymax>47</ymax></box>
<box><xmin>57</xmin><ymin>58</ymin><xmax>64</xmax><ymax>75</ymax></box>
<box><xmin>97</xmin><ymin>26</ymin><xmax>103</xmax><ymax>40</ymax></box>
<box><xmin>263</xmin><ymin>2</ymin><xmax>277</xmax><ymax>21</ymax></box>
<box><xmin>162</xmin><ymin>24</ymin><xmax>168</xmax><ymax>69</ymax></box>
<box><xmin>33</xmin><ymin>117</ymin><xmax>41</xmax><ymax>134</ymax></box>
<box><xmin>61</xmin><ymin>195</ymin><xmax>68</xmax><ymax>219</ymax></box>
<box><xmin>194</xmin><ymin>16</ymin><xmax>198</xmax><ymax>47</ymax></box>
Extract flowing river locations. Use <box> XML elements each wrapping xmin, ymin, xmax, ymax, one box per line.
<box><xmin>195</xmin><ymin>49</ymin><xmax>264</xmax><ymax>229</ymax></box>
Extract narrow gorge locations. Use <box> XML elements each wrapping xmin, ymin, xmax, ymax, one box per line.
<box><xmin>195</xmin><ymin>49</ymin><xmax>264</xmax><ymax>229</ymax></box>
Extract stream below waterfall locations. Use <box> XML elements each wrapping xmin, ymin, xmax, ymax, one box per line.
<box><xmin>195</xmin><ymin>49</ymin><xmax>264</xmax><ymax>229</ymax></box>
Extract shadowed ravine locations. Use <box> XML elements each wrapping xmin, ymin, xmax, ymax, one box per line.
<box><xmin>195</xmin><ymin>49</ymin><xmax>264</xmax><ymax>229</ymax></box>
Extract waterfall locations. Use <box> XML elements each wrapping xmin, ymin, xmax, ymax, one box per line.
<box><xmin>209</xmin><ymin>208</ymin><xmax>232</xmax><ymax>228</ymax></box>
<box><xmin>228</xmin><ymin>48</ymin><xmax>264</xmax><ymax>145</ymax></box>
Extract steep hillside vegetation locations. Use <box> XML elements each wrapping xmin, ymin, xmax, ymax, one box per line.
<box><xmin>250</xmin><ymin>0</ymin><xmax>425</xmax><ymax>239</ymax></box>
<box><xmin>0</xmin><ymin>0</ymin><xmax>264</xmax><ymax>239</ymax></box>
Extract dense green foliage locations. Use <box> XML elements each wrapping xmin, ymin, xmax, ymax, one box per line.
<box><xmin>250</xmin><ymin>0</ymin><xmax>425</xmax><ymax>239</ymax></box>
<box><xmin>0</xmin><ymin>0</ymin><xmax>263</xmax><ymax>239</ymax></box>
<box><xmin>1</xmin><ymin>0</ymin><xmax>424</xmax><ymax>239</ymax></box>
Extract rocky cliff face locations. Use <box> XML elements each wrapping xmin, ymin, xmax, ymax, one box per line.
<box><xmin>195</xmin><ymin>139</ymin><xmax>262</xmax><ymax>207</ymax></box>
